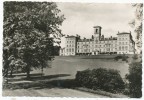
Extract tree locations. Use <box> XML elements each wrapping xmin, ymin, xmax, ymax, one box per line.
<box><xmin>125</xmin><ymin>61</ymin><xmax>142</xmax><ymax>98</ymax></box>
<box><xmin>126</xmin><ymin>3</ymin><xmax>143</xmax><ymax>98</ymax></box>
<box><xmin>52</xmin><ymin>46</ymin><xmax>61</xmax><ymax>56</ymax></box>
<box><xmin>129</xmin><ymin>4</ymin><xmax>143</xmax><ymax>54</ymax></box>
<box><xmin>3</xmin><ymin>2</ymin><xmax>65</xmax><ymax>78</ymax></box>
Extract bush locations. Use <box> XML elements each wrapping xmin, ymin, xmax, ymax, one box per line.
<box><xmin>114</xmin><ymin>55</ymin><xmax>128</xmax><ymax>62</ymax></box>
<box><xmin>75</xmin><ymin>68</ymin><xmax>125</xmax><ymax>93</ymax></box>
<box><xmin>75</xmin><ymin>69</ymin><xmax>91</xmax><ymax>88</ymax></box>
<box><xmin>125</xmin><ymin>61</ymin><xmax>142</xmax><ymax>98</ymax></box>
<box><xmin>132</xmin><ymin>54</ymin><xmax>138</xmax><ymax>60</ymax></box>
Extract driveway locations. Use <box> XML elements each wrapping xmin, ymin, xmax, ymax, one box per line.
<box><xmin>3</xmin><ymin>88</ymin><xmax>109</xmax><ymax>97</ymax></box>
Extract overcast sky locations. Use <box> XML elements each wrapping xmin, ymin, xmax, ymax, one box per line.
<box><xmin>57</xmin><ymin>3</ymin><xmax>136</xmax><ymax>47</ymax></box>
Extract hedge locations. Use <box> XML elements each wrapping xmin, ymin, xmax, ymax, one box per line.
<box><xmin>75</xmin><ymin>68</ymin><xmax>125</xmax><ymax>93</ymax></box>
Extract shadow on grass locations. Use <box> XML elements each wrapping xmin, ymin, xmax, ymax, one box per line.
<box><xmin>8</xmin><ymin>74</ymin><xmax>71</xmax><ymax>82</ymax></box>
<box><xmin>3</xmin><ymin>79</ymin><xmax>78</xmax><ymax>90</ymax></box>
<box><xmin>3</xmin><ymin>74</ymin><xmax>79</xmax><ymax>90</ymax></box>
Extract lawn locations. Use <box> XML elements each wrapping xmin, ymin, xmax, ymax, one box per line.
<box><xmin>3</xmin><ymin>55</ymin><xmax>131</xmax><ymax>97</ymax></box>
<box><xmin>32</xmin><ymin>55</ymin><xmax>130</xmax><ymax>79</ymax></box>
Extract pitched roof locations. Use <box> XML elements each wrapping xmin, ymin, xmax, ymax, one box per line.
<box><xmin>117</xmin><ymin>32</ymin><xmax>130</xmax><ymax>35</ymax></box>
<box><xmin>65</xmin><ymin>35</ymin><xmax>76</xmax><ymax>38</ymax></box>
<box><xmin>78</xmin><ymin>39</ymin><xmax>93</xmax><ymax>42</ymax></box>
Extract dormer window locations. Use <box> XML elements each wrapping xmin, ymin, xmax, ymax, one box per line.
<box><xmin>96</xmin><ymin>29</ymin><xmax>98</xmax><ymax>33</ymax></box>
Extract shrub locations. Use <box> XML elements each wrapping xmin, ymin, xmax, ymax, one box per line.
<box><xmin>114</xmin><ymin>55</ymin><xmax>128</xmax><ymax>62</ymax></box>
<box><xmin>132</xmin><ymin>54</ymin><xmax>138</xmax><ymax>60</ymax></box>
<box><xmin>75</xmin><ymin>69</ymin><xmax>91</xmax><ymax>88</ymax></box>
<box><xmin>125</xmin><ymin>61</ymin><xmax>142</xmax><ymax>98</ymax></box>
<box><xmin>75</xmin><ymin>68</ymin><xmax>125</xmax><ymax>93</ymax></box>
<box><xmin>114</xmin><ymin>55</ymin><xmax>123</xmax><ymax>61</ymax></box>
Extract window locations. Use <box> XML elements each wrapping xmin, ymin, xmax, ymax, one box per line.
<box><xmin>119</xmin><ymin>46</ymin><xmax>121</xmax><ymax>50</ymax></box>
<box><xmin>96</xmin><ymin>29</ymin><xmax>98</xmax><ymax>33</ymax></box>
<box><xmin>72</xmin><ymin>48</ymin><xmax>74</xmax><ymax>52</ymax></box>
<box><xmin>122</xmin><ymin>46</ymin><xmax>124</xmax><ymax>50</ymax></box>
<box><xmin>125</xmin><ymin>46</ymin><xmax>128</xmax><ymax>50</ymax></box>
<box><xmin>119</xmin><ymin>42</ymin><xmax>121</xmax><ymax>45</ymax></box>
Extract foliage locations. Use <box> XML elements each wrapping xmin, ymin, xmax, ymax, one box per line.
<box><xmin>52</xmin><ymin>46</ymin><xmax>61</xmax><ymax>56</ymax></box>
<box><xmin>114</xmin><ymin>55</ymin><xmax>128</xmax><ymax>62</ymax></box>
<box><xmin>129</xmin><ymin>4</ymin><xmax>143</xmax><ymax>53</ymax></box>
<box><xmin>125</xmin><ymin>61</ymin><xmax>142</xmax><ymax>98</ymax></box>
<box><xmin>132</xmin><ymin>54</ymin><xmax>138</xmax><ymax>60</ymax></box>
<box><xmin>3</xmin><ymin>2</ymin><xmax>65</xmax><ymax>78</ymax></box>
<box><xmin>75</xmin><ymin>68</ymin><xmax>125</xmax><ymax>93</ymax></box>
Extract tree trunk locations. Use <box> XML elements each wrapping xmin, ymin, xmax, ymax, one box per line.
<box><xmin>26</xmin><ymin>66</ymin><xmax>30</xmax><ymax>79</ymax></box>
<box><xmin>41</xmin><ymin>67</ymin><xmax>43</xmax><ymax>77</ymax></box>
<box><xmin>5</xmin><ymin>68</ymin><xmax>8</xmax><ymax>78</ymax></box>
<box><xmin>10</xmin><ymin>68</ymin><xmax>13</xmax><ymax>77</ymax></box>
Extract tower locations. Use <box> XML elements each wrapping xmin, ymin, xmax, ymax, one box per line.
<box><xmin>93</xmin><ymin>26</ymin><xmax>102</xmax><ymax>41</ymax></box>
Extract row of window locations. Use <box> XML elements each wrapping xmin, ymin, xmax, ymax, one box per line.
<box><xmin>119</xmin><ymin>46</ymin><xmax>128</xmax><ymax>51</ymax></box>
<box><xmin>77</xmin><ymin>40</ymin><xmax>117</xmax><ymax>44</ymax></box>
<box><xmin>77</xmin><ymin>44</ymin><xmax>117</xmax><ymax>48</ymax></box>
<box><xmin>118</xmin><ymin>37</ymin><xmax>128</xmax><ymax>40</ymax></box>
<box><xmin>70</xmin><ymin>46</ymin><xmax>129</xmax><ymax>52</ymax></box>
<box><xmin>119</xmin><ymin>42</ymin><xmax>128</xmax><ymax>45</ymax></box>
<box><xmin>77</xmin><ymin>48</ymin><xmax>117</xmax><ymax>53</ymax></box>
<box><xmin>67</xmin><ymin>41</ymin><xmax>75</xmax><ymax>43</ymax></box>
<box><xmin>95</xmin><ymin>40</ymin><xmax>117</xmax><ymax>43</ymax></box>
<box><xmin>67</xmin><ymin>45</ymin><xmax>75</xmax><ymax>47</ymax></box>
<box><xmin>77</xmin><ymin>42</ymin><xmax>93</xmax><ymax>45</ymax></box>
<box><xmin>67</xmin><ymin>48</ymin><xmax>75</xmax><ymax>52</ymax></box>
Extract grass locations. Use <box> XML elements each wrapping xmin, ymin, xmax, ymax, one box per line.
<box><xmin>32</xmin><ymin>55</ymin><xmax>130</xmax><ymax>78</ymax></box>
<box><xmin>3</xmin><ymin>55</ymin><xmax>133</xmax><ymax>97</ymax></box>
<box><xmin>76</xmin><ymin>87</ymin><xmax>128</xmax><ymax>98</ymax></box>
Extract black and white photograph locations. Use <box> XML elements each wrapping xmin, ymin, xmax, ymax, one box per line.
<box><xmin>2</xmin><ymin>0</ymin><xmax>143</xmax><ymax>98</ymax></box>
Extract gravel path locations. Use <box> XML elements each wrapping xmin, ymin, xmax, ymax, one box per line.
<box><xmin>3</xmin><ymin>88</ymin><xmax>109</xmax><ymax>97</ymax></box>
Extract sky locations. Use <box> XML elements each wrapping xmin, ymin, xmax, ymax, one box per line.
<box><xmin>57</xmin><ymin>3</ymin><xmax>136</xmax><ymax>47</ymax></box>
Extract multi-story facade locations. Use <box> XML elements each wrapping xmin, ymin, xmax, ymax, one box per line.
<box><xmin>60</xmin><ymin>26</ymin><xmax>135</xmax><ymax>56</ymax></box>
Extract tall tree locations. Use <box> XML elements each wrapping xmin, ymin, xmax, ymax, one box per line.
<box><xmin>3</xmin><ymin>2</ymin><xmax>65</xmax><ymax>78</ymax></box>
<box><xmin>129</xmin><ymin>3</ymin><xmax>143</xmax><ymax>54</ymax></box>
<box><xmin>126</xmin><ymin>4</ymin><xmax>143</xmax><ymax>97</ymax></box>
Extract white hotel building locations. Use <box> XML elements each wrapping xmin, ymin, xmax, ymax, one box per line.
<box><xmin>60</xmin><ymin>26</ymin><xmax>135</xmax><ymax>56</ymax></box>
